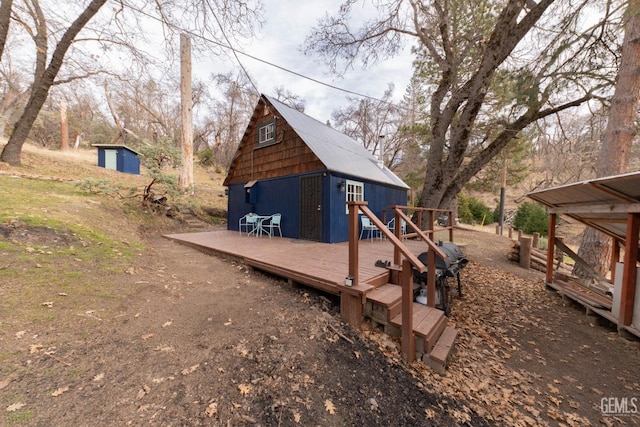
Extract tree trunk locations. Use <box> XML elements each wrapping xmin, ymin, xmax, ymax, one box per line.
<box><xmin>0</xmin><ymin>0</ymin><xmax>12</xmax><ymax>61</ymax></box>
<box><xmin>179</xmin><ymin>33</ymin><xmax>194</xmax><ymax>192</ymax></box>
<box><xmin>60</xmin><ymin>99</ymin><xmax>69</xmax><ymax>151</ymax></box>
<box><xmin>0</xmin><ymin>0</ymin><xmax>107</xmax><ymax>166</ymax></box>
<box><xmin>575</xmin><ymin>0</ymin><xmax>640</xmax><ymax>278</ymax></box>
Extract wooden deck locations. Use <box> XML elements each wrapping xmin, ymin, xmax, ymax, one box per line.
<box><xmin>164</xmin><ymin>230</ymin><xmax>430</xmax><ymax>295</ymax></box>
<box><xmin>165</xmin><ymin>230</ymin><xmax>457</xmax><ymax>367</ymax></box>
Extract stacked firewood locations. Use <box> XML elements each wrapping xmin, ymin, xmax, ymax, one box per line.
<box><xmin>507</xmin><ymin>239</ymin><xmax>573</xmax><ymax>275</ymax></box>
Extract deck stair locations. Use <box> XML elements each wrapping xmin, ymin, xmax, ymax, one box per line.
<box><xmin>364</xmin><ymin>283</ymin><xmax>457</xmax><ymax>373</ymax></box>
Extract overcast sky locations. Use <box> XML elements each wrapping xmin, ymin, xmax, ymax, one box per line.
<box><xmin>197</xmin><ymin>0</ymin><xmax>415</xmax><ymax>122</ymax></box>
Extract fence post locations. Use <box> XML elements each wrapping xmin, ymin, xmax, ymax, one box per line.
<box><xmin>532</xmin><ymin>232</ymin><xmax>540</xmax><ymax>249</ymax></box>
<box><xmin>520</xmin><ymin>236</ymin><xmax>532</xmax><ymax>269</ymax></box>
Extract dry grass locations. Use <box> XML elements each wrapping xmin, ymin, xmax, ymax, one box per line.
<box><xmin>1</xmin><ymin>141</ymin><xmax>229</xmax><ymax>214</ymax></box>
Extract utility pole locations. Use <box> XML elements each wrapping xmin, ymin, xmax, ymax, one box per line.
<box><xmin>498</xmin><ymin>156</ymin><xmax>507</xmax><ymax>235</ymax></box>
<box><xmin>179</xmin><ymin>33</ymin><xmax>194</xmax><ymax>193</ymax></box>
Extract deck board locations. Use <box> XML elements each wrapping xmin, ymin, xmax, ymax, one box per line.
<box><xmin>367</xmin><ymin>284</ymin><xmax>402</xmax><ymax>306</ymax></box>
<box><xmin>164</xmin><ymin>230</ymin><xmax>431</xmax><ymax>295</ymax></box>
<box><xmin>390</xmin><ymin>303</ymin><xmax>440</xmax><ymax>328</ymax></box>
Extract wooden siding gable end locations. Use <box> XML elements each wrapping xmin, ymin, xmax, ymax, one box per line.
<box><xmin>224</xmin><ymin>97</ymin><xmax>325</xmax><ymax>186</ymax></box>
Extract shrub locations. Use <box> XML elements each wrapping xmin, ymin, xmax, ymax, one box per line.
<box><xmin>513</xmin><ymin>201</ymin><xmax>548</xmax><ymax>235</ymax></box>
<box><xmin>198</xmin><ymin>148</ymin><xmax>215</xmax><ymax>167</ymax></box>
<box><xmin>458</xmin><ymin>194</ymin><xmax>493</xmax><ymax>224</ymax></box>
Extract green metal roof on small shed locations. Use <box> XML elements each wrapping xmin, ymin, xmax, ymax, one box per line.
<box><xmin>264</xmin><ymin>95</ymin><xmax>409</xmax><ymax>189</ymax></box>
<box><xmin>92</xmin><ymin>144</ymin><xmax>140</xmax><ymax>155</ymax></box>
<box><xmin>526</xmin><ymin>170</ymin><xmax>640</xmax><ymax>244</ymax></box>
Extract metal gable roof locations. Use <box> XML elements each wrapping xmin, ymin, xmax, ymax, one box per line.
<box><xmin>92</xmin><ymin>144</ymin><xmax>140</xmax><ymax>155</ymax></box>
<box><xmin>526</xmin><ymin>171</ymin><xmax>640</xmax><ymax>243</ymax></box>
<box><xmin>264</xmin><ymin>95</ymin><xmax>409</xmax><ymax>189</ymax></box>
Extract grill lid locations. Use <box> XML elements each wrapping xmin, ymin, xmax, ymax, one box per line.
<box><xmin>417</xmin><ymin>242</ymin><xmax>467</xmax><ymax>273</ymax></box>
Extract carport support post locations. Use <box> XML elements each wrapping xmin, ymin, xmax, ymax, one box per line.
<box><xmin>545</xmin><ymin>213</ymin><xmax>556</xmax><ymax>285</ymax></box>
<box><xmin>619</xmin><ymin>213</ymin><xmax>640</xmax><ymax>327</ymax></box>
<box><xmin>401</xmin><ymin>259</ymin><xmax>415</xmax><ymax>362</ymax></box>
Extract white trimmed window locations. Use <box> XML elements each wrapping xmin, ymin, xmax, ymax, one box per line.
<box><xmin>345</xmin><ymin>179</ymin><xmax>364</xmax><ymax>213</ymax></box>
<box><xmin>258</xmin><ymin>119</ymin><xmax>275</xmax><ymax>146</ymax></box>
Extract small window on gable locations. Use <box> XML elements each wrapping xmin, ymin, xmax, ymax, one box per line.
<box><xmin>345</xmin><ymin>179</ymin><xmax>364</xmax><ymax>214</ymax></box>
<box><xmin>257</xmin><ymin>119</ymin><xmax>276</xmax><ymax>146</ymax></box>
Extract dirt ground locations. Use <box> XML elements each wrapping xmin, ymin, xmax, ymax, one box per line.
<box><xmin>1</xmin><ymin>220</ymin><xmax>639</xmax><ymax>426</ymax></box>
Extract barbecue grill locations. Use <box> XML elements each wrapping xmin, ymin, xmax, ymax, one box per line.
<box><xmin>413</xmin><ymin>241</ymin><xmax>468</xmax><ymax>316</ymax></box>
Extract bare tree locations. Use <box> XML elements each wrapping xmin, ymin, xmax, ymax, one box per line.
<box><xmin>576</xmin><ymin>0</ymin><xmax>640</xmax><ymax>276</ymax></box>
<box><xmin>331</xmin><ymin>84</ymin><xmax>407</xmax><ymax>169</ymax></box>
<box><xmin>0</xmin><ymin>0</ymin><xmax>107</xmax><ymax>165</ymax></box>
<box><xmin>0</xmin><ymin>0</ymin><xmax>12</xmax><ymax>60</ymax></box>
<box><xmin>305</xmin><ymin>0</ymin><xmax>620</xmax><ymax>210</ymax></box>
<box><xmin>205</xmin><ymin>72</ymin><xmax>258</xmax><ymax>168</ymax></box>
<box><xmin>531</xmin><ymin>112</ymin><xmax>606</xmax><ymax>187</ymax></box>
<box><xmin>0</xmin><ymin>0</ymin><xmax>264</xmax><ymax>166</ymax></box>
<box><xmin>274</xmin><ymin>86</ymin><xmax>305</xmax><ymax>112</ymax></box>
<box><xmin>0</xmin><ymin>59</ymin><xmax>27</xmax><ymax>137</ymax></box>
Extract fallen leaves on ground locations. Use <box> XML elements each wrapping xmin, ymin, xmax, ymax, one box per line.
<box><xmin>324</xmin><ymin>399</ymin><xmax>336</xmax><ymax>415</ymax></box>
<box><xmin>205</xmin><ymin>401</ymin><xmax>217</xmax><ymax>417</ymax></box>
<box><xmin>181</xmin><ymin>364</ymin><xmax>199</xmax><ymax>376</ymax></box>
<box><xmin>51</xmin><ymin>386</ymin><xmax>69</xmax><ymax>397</ymax></box>
<box><xmin>0</xmin><ymin>378</ymin><xmax>12</xmax><ymax>390</ymax></box>
<box><xmin>238</xmin><ymin>383</ymin><xmax>252</xmax><ymax>396</ymax></box>
<box><xmin>29</xmin><ymin>344</ymin><xmax>44</xmax><ymax>354</ymax></box>
<box><xmin>368</xmin><ymin>260</ymin><xmax>596</xmax><ymax>426</ymax></box>
<box><xmin>6</xmin><ymin>402</ymin><xmax>26</xmax><ymax>412</ymax></box>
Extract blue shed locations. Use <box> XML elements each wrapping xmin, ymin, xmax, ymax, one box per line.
<box><xmin>224</xmin><ymin>95</ymin><xmax>409</xmax><ymax>243</ymax></box>
<box><xmin>92</xmin><ymin>144</ymin><xmax>140</xmax><ymax>175</ymax></box>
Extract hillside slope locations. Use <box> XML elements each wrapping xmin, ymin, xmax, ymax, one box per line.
<box><xmin>0</xmin><ymin>143</ymin><xmax>637</xmax><ymax>426</ymax></box>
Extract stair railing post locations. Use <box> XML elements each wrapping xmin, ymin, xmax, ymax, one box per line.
<box><xmin>401</xmin><ymin>259</ymin><xmax>415</xmax><ymax>362</ymax></box>
<box><xmin>347</xmin><ymin>201</ymin><xmax>362</xmax><ymax>287</ymax></box>
<box><xmin>393</xmin><ymin>206</ymin><xmax>401</xmax><ymax>266</ymax></box>
<box><xmin>427</xmin><ymin>247</ymin><xmax>436</xmax><ymax>307</ymax></box>
<box><xmin>427</xmin><ymin>209</ymin><xmax>435</xmax><ymax>241</ymax></box>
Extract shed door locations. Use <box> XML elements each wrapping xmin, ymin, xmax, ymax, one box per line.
<box><xmin>105</xmin><ymin>149</ymin><xmax>117</xmax><ymax>170</ymax></box>
<box><xmin>299</xmin><ymin>175</ymin><xmax>323</xmax><ymax>241</ymax></box>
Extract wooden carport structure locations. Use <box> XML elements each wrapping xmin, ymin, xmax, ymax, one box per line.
<box><xmin>527</xmin><ymin>171</ymin><xmax>640</xmax><ymax>337</ymax></box>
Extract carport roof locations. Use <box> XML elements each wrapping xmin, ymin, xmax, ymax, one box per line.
<box><xmin>526</xmin><ymin>171</ymin><xmax>640</xmax><ymax>244</ymax></box>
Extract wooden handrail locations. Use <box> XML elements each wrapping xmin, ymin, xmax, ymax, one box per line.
<box><xmin>346</xmin><ymin>202</ymin><xmax>459</xmax><ymax>362</ymax></box>
<box><xmin>359</xmin><ymin>204</ymin><xmax>424</xmax><ymax>271</ymax></box>
<box><xmin>394</xmin><ymin>208</ymin><xmax>448</xmax><ymax>260</ymax></box>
